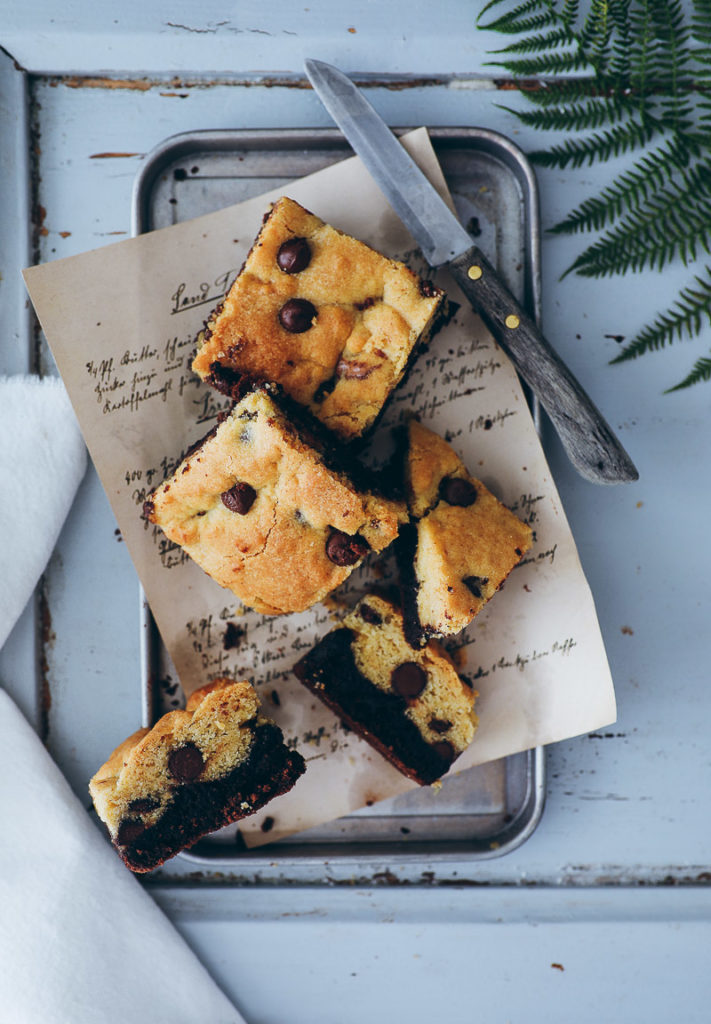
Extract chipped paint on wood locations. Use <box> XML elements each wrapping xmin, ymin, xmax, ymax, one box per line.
<box><xmin>89</xmin><ymin>151</ymin><xmax>141</xmax><ymax>159</ymax></box>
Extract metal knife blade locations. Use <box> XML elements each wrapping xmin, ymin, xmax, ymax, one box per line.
<box><xmin>304</xmin><ymin>58</ymin><xmax>638</xmax><ymax>485</ymax></box>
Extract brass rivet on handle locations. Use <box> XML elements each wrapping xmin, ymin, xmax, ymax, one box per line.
<box><xmin>467</xmin><ymin>265</ymin><xmax>483</xmax><ymax>280</ymax></box>
<box><xmin>505</xmin><ymin>314</ymin><xmax>520</xmax><ymax>329</ymax></box>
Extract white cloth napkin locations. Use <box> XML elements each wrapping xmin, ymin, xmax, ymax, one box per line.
<box><xmin>0</xmin><ymin>376</ymin><xmax>245</xmax><ymax>1023</ymax></box>
<box><xmin>0</xmin><ymin>689</ymin><xmax>244</xmax><ymax>1024</ymax></box>
<box><xmin>0</xmin><ymin>376</ymin><xmax>87</xmax><ymax>649</ymax></box>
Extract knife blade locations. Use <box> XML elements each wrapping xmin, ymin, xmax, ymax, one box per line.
<box><xmin>304</xmin><ymin>58</ymin><xmax>638</xmax><ymax>485</ymax></box>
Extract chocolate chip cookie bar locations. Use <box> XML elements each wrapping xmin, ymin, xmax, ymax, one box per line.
<box><xmin>192</xmin><ymin>196</ymin><xmax>446</xmax><ymax>441</ymax></box>
<box><xmin>143</xmin><ymin>385</ymin><xmax>405</xmax><ymax>614</ymax></box>
<box><xmin>89</xmin><ymin>679</ymin><xmax>306</xmax><ymax>872</ymax></box>
<box><xmin>293</xmin><ymin>595</ymin><xmax>478</xmax><ymax>785</ymax></box>
<box><xmin>397</xmin><ymin>419</ymin><xmax>533</xmax><ymax>648</ymax></box>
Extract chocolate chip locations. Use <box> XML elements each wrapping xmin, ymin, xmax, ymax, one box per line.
<box><xmin>279</xmin><ymin>298</ymin><xmax>317</xmax><ymax>333</ymax></box>
<box><xmin>167</xmin><ymin>743</ymin><xmax>204</xmax><ymax>782</ymax></box>
<box><xmin>391</xmin><ymin>662</ymin><xmax>427</xmax><ymax>698</ymax></box>
<box><xmin>128</xmin><ymin>797</ymin><xmax>159</xmax><ymax>815</ymax></box>
<box><xmin>464</xmin><ymin>575</ymin><xmax>489</xmax><ymax>599</ymax></box>
<box><xmin>277</xmin><ymin>237</ymin><xmax>311</xmax><ymax>273</ymax></box>
<box><xmin>440</xmin><ymin>476</ymin><xmax>477</xmax><ymax>507</ymax></box>
<box><xmin>419</xmin><ymin>279</ymin><xmax>439</xmax><ymax>298</ymax></box>
<box><xmin>325</xmin><ymin>530</ymin><xmax>370</xmax><ymax>566</ymax></box>
<box><xmin>261</xmin><ymin>816</ymin><xmax>275</xmax><ymax>833</ymax></box>
<box><xmin>117</xmin><ymin>819</ymin><xmax>146</xmax><ymax>846</ymax></box>
<box><xmin>355</xmin><ymin>296</ymin><xmax>376</xmax><ymax>311</ymax></box>
<box><xmin>359</xmin><ymin>603</ymin><xmax>382</xmax><ymax>626</ymax></box>
<box><xmin>221</xmin><ymin>481</ymin><xmax>257</xmax><ymax>514</ymax></box>
<box><xmin>432</xmin><ymin>740</ymin><xmax>456</xmax><ymax>763</ymax></box>
<box><xmin>430</xmin><ymin>718</ymin><xmax>452</xmax><ymax>734</ymax></box>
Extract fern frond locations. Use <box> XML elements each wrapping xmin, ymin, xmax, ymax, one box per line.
<box><xmin>529</xmin><ymin>118</ymin><xmax>655</xmax><ymax>168</ymax></box>
<box><xmin>611</xmin><ymin>266</ymin><xmax>711</xmax><ymax>363</ymax></box>
<box><xmin>479</xmin><ymin>0</ymin><xmax>711</xmax><ymax>391</ymax></box>
<box><xmin>650</xmin><ymin>0</ymin><xmax>694</xmax><ymax>132</ymax></box>
<box><xmin>565</xmin><ymin>169</ymin><xmax>711</xmax><ymax>277</ymax></box>
<box><xmin>666</xmin><ymin>353</ymin><xmax>711</xmax><ymax>391</ymax></box>
<box><xmin>607</xmin><ymin>0</ymin><xmax>634</xmax><ymax>81</ymax></box>
<box><xmin>628</xmin><ymin>1</ymin><xmax>656</xmax><ymax>114</ymax></box>
<box><xmin>511</xmin><ymin>79</ymin><xmax>600</xmax><ymax>107</ymax></box>
<box><xmin>692</xmin><ymin>0</ymin><xmax>711</xmax><ymax>69</ymax></box>
<box><xmin>576</xmin><ymin>0</ymin><xmax>616</xmax><ymax>74</ymax></box>
<box><xmin>498</xmin><ymin>93</ymin><xmax>638</xmax><ymax>132</ymax></box>
<box><xmin>549</xmin><ymin>139</ymin><xmax>690</xmax><ymax>235</ymax></box>
<box><xmin>478</xmin><ymin>0</ymin><xmax>556</xmax><ymax>36</ymax></box>
<box><xmin>489</xmin><ymin>26</ymin><xmax>576</xmax><ymax>56</ymax></box>
<box><xmin>485</xmin><ymin>48</ymin><xmax>590</xmax><ymax>76</ymax></box>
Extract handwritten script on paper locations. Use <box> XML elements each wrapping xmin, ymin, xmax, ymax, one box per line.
<box><xmin>23</xmin><ymin>129</ymin><xmax>616</xmax><ymax>847</ymax></box>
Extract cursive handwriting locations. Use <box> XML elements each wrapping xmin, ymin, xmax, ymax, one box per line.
<box><xmin>170</xmin><ymin>269</ymin><xmax>235</xmax><ymax>315</ymax></box>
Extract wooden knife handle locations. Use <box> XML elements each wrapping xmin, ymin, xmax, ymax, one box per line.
<box><xmin>449</xmin><ymin>245</ymin><xmax>638</xmax><ymax>485</ymax></box>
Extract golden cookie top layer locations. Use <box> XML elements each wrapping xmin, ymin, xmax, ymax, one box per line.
<box><xmin>192</xmin><ymin>196</ymin><xmax>445</xmax><ymax>440</ymax></box>
<box><xmin>405</xmin><ymin>419</ymin><xmax>533</xmax><ymax>636</ymax></box>
<box><xmin>89</xmin><ymin>679</ymin><xmax>263</xmax><ymax>839</ymax></box>
<box><xmin>144</xmin><ymin>386</ymin><xmax>405</xmax><ymax>615</ymax></box>
<box><xmin>342</xmin><ymin>595</ymin><xmax>478</xmax><ymax>755</ymax></box>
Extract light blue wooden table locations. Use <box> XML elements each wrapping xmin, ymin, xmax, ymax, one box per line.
<box><xmin>1</xmin><ymin>6</ymin><xmax>709</xmax><ymax>1021</ymax></box>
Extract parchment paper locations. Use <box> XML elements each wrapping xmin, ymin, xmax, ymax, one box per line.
<box><xmin>24</xmin><ymin>129</ymin><xmax>616</xmax><ymax>847</ymax></box>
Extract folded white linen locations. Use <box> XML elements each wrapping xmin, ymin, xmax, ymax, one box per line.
<box><xmin>0</xmin><ymin>688</ymin><xmax>245</xmax><ymax>1023</ymax></box>
<box><xmin>0</xmin><ymin>375</ymin><xmax>245</xmax><ymax>1022</ymax></box>
<box><xmin>0</xmin><ymin>375</ymin><xmax>87</xmax><ymax>650</ymax></box>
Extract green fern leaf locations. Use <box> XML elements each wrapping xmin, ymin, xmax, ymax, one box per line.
<box><xmin>498</xmin><ymin>94</ymin><xmax>638</xmax><ymax>133</ymax></box>
<box><xmin>478</xmin><ymin>0</ymin><xmax>556</xmax><ymax>36</ymax></box>
<box><xmin>513</xmin><ymin>80</ymin><xmax>605</xmax><ymax>107</ymax></box>
<box><xmin>611</xmin><ymin>266</ymin><xmax>711</xmax><ymax>363</ymax></box>
<box><xmin>479</xmin><ymin>0</ymin><xmax>711</xmax><ymax>390</ymax></box>
<box><xmin>485</xmin><ymin>48</ymin><xmax>590</xmax><ymax>76</ymax></box>
<box><xmin>549</xmin><ymin>138</ymin><xmax>693</xmax><ymax>235</ymax></box>
<box><xmin>665</xmin><ymin>353</ymin><xmax>711</xmax><ymax>391</ymax></box>
<box><xmin>529</xmin><ymin>118</ymin><xmax>655</xmax><ymax>168</ymax></box>
<box><xmin>489</xmin><ymin>26</ymin><xmax>576</xmax><ymax>56</ymax></box>
<box><xmin>564</xmin><ymin>165</ymin><xmax>711</xmax><ymax>277</ymax></box>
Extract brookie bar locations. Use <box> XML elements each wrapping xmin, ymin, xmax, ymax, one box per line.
<box><xmin>192</xmin><ymin>196</ymin><xmax>447</xmax><ymax>441</ymax></box>
<box><xmin>89</xmin><ymin>678</ymin><xmax>306</xmax><ymax>872</ymax></box>
<box><xmin>397</xmin><ymin>418</ymin><xmax>533</xmax><ymax>648</ymax></box>
<box><xmin>143</xmin><ymin>384</ymin><xmax>405</xmax><ymax>614</ymax></box>
<box><xmin>293</xmin><ymin>594</ymin><xmax>478</xmax><ymax>785</ymax></box>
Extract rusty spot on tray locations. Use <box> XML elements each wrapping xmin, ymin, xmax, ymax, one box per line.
<box><xmin>621</xmin><ymin>625</ymin><xmax>634</xmax><ymax>635</ymax></box>
<box><xmin>551</xmin><ymin>963</ymin><xmax>565</xmax><ymax>972</ymax></box>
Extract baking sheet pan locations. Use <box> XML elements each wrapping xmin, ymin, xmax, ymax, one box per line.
<box><xmin>133</xmin><ymin>127</ymin><xmax>546</xmax><ymax>874</ymax></box>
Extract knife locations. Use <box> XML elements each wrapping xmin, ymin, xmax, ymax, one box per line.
<box><xmin>304</xmin><ymin>58</ymin><xmax>638</xmax><ymax>485</ymax></box>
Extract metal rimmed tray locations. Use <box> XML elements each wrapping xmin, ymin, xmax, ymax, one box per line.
<box><xmin>133</xmin><ymin>127</ymin><xmax>545</xmax><ymax>879</ymax></box>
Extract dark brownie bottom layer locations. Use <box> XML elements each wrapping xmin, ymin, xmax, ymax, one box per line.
<box><xmin>394</xmin><ymin>522</ymin><xmax>432</xmax><ymax>650</ymax></box>
<box><xmin>116</xmin><ymin>724</ymin><xmax>305</xmax><ymax>873</ymax></box>
<box><xmin>293</xmin><ymin>628</ymin><xmax>455</xmax><ymax>785</ymax></box>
